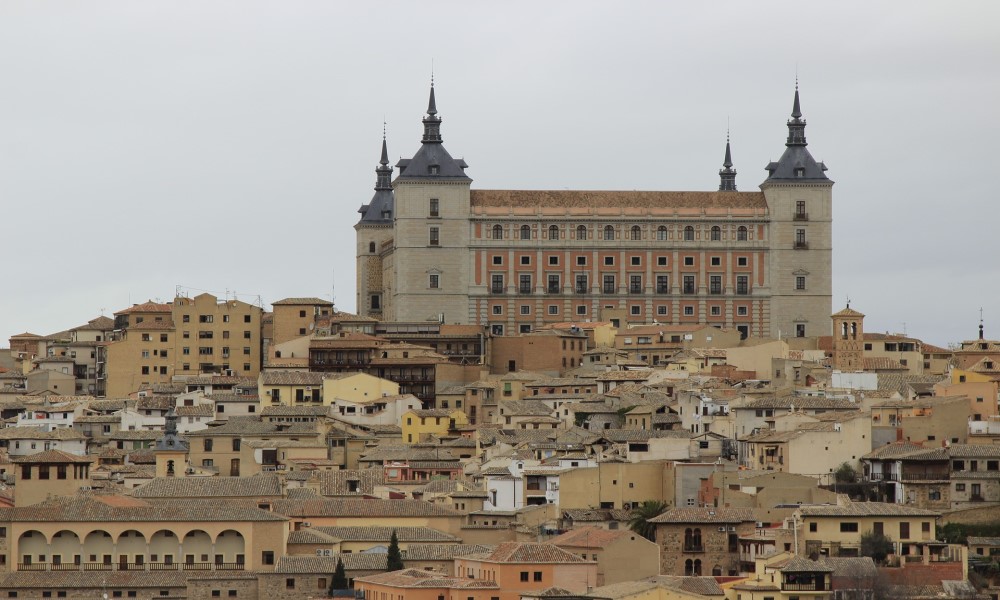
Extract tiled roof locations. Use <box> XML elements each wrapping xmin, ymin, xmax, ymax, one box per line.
<box><xmin>736</xmin><ymin>396</ymin><xmax>859</xmax><ymax>410</ymax></box>
<box><xmin>777</xmin><ymin>555</ymin><xmax>835</xmax><ymax>572</ymax></box>
<box><xmin>277</xmin><ymin>554</ymin><xmax>388</xmax><ymax>573</ymax></box>
<box><xmin>0</xmin><ymin>495</ymin><xmax>286</xmax><ymax>522</ymax></box>
<box><xmin>862</xmin><ymin>441</ymin><xmax>933</xmax><ymax>460</ymax></box>
<box><xmin>272</xmin><ymin>297</ymin><xmax>334</xmax><ymax>306</ymax></box>
<box><xmin>798</xmin><ymin>502</ymin><xmax>940</xmax><ymax>517</ymax></box>
<box><xmin>0</xmin><ymin>426</ymin><xmax>87</xmax><ymax>441</ymax></box>
<box><xmin>863</xmin><ymin>357</ymin><xmax>907</xmax><ymax>371</ymax></box>
<box><xmin>261</xmin><ymin>371</ymin><xmax>326</xmax><ymax>386</ymax></box>
<box><xmin>108</xmin><ymin>430</ymin><xmax>160</xmax><ymax>440</ymax></box>
<box><xmin>136</xmin><ymin>396</ymin><xmax>175</xmax><ymax>411</ymax></box>
<box><xmin>548</xmin><ymin>527</ymin><xmax>633</xmax><ymax>548</ymax></box>
<box><xmin>131</xmin><ymin>474</ymin><xmax>283</xmax><ymax>498</ymax></box>
<box><xmin>589</xmin><ymin>576</ymin><xmax>726</xmax><ymax>599</ymax></box>
<box><xmin>115</xmin><ymin>301</ymin><xmax>172</xmax><ymax>315</ymax></box>
<box><xmin>312</xmin><ymin>526</ymin><xmax>458</xmax><ymax>542</ymax></box>
<box><xmin>261</xmin><ymin>405</ymin><xmax>329</xmax><ymax>416</ymax></box>
<box><xmin>0</xmin><ymin>571</ymin><xmax>188</xmax><ymax>589</ymax></box>
<box><xmin>269</xmin><ymin>497</ymin><xmax>463</xmax><ymax>518</ymax></box>
<box><xmin>356</xmin><ymin>568</ymin><xmax>499</xmax><ymax>589</ymax></box>
<box><xmin>649</xmin><ymin>507</ymin><xmax>755</xmax><ymax>524</ymax></box>
<box><xmin>128</xmin><ymin>319</ymin><xmax>175</xmax><ymax>331</ymax></box>
<box><xmin>947</xmin><ymin>444</ymin><xmax>1000</xmax><ymax>458</ymax></box>
<box><xmin>594</xmin><ymin>370</ymin><xmax>653</xmax><ymax>381</ymax></box>
<box><xmin>471</xmin><ymin>542</ymin><xmax>588</xmax><ymax>564</ymax></box>
<box><xmin>10</xmin><ymin>449</ymin><xmax>93</xmax><ymax>464</ymax></box>
<box><xmin>317</xmin><ymin>469</ymin><xmax>386</xmax><ymax>495</ymax></box>
<box><xmin>402</xmin><ymin>544</ymin><xmax>495</xmax><ymax>561</ymax></box>
<box><xmin>287</xmin><ymin>528</ymin><xmax>342</xmax><ymax>544</ymax></box>
<box><xmin>817</xmin><ymin>557</ymin><xmax>878</xmax><ymax>579</ymax></box>
<box><xmin>967</xmin><ymin>537</ymin><xmax>1000</xmax><ymax>546</ymax></box>
<box><xmin>175</xmin><ymin>404</ymin><xmax>214</xmax><ymax>417</ymax></box>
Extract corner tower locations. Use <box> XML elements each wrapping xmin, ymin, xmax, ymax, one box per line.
<box><xmin>387</xmin><ymin>83</ymin><xmax>473</xmax><ymax>322</ymax></box>
<box><xmin>355</xmin><ymin>133</ymin><xmax>396</xmax><ymax>318</ymax></box>
<box><xmin>760</xmin><ymin>83</ymin><xmax>833</xmax><ymax>338</ymax></box>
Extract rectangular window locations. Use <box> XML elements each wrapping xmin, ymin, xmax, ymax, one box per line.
<box><xmin>736</xmin><ymin>275</ymin><xmax>749</xmax><ymax>295</ymax></box>
<box><xmin>795</xmin><ymin>200</ymin><xmax>807</xmax><ymax>219</ymax></box>
<box><xmin>656</xmin><ymin>275</ymin><xmax>669</xmax><ymax>294</ymax></box>
<box><xmin>737</xmin><ymin>306</ymin><xmax>748</xmax><ymax>316</ymax></box>
<box><xmin>710</xmin><ymin>306</ymin><xmax>721</xmax><ymax>316</ymax></box>
<box><xmin>711</xmin><ymin>256</ymin><xmax>721</xmax><ymax>266</ymax></box>
<box><xmin>796</xmin><ymin>276</ymin><xmax>806</xmax><ymax>290</ymax></box>
<box><xmin>548</xmin><ymin>255</ymin><xmax>559</xmax><ymax>265</ymax></box>
<box><xmin>604</xmin><ymin>256</ymin><xmax>614</xmax><ymax>266</ymax></box>
<box><xmin>577</xmin><ymin>256</ymin><xmax>586</xmax><ymax>266</ymax></box>
<box><xmin>519</xmin><ymin>274</ymin><xmax>532</xmax><ymax>294</ymax></box>
<box><xmin>683</xmin><ymin>275</ymin><xmax>695</xmax><ymax>294</ymax></box>
<box><xmin>429</xmin><ymin>274</ymin><xmax>439</xmax><ymax>289</ymax></box>
<box><xmin>429</xmin><ymin>227</ymin><xmax>440</xmax><ymax>246</ymax></box>
<box><xmin>709</xmin><ymin>275</ymin><xmax>722</xmax><ymax>294</ymax></box>
<box><xmin>548</xmin><ymin>305</ymin><xmax>559</xmax><ymax>315</ymax></box>
<box><xmin>534</xmin><ymin>572</ymin><xmax>543</xmax><ymax>582</ymax></box>
<box><xmin>520</xmin><ymin>572</ymin><xmax>529</xmax><ymax>582</ymax></box>
<box><xmin>630</xmin><ymin>256</ymin><xmax>641</xmax><ymax>266</ymax></box>
<box><xmin>684</xmin><ymin>256</ymin><xmax>694</xmax><ymax>266</ymax></box>
<box><xmin>839</xmin><ymin>522</ymin><xmax>859</xmax><ymax>533</ymax></box>
<box><xmin>603</xmin><ymin>275</ymin><xmax>616</xmax><ymax>294</ymax></box>
<box><xmin>737</xmin><ymin>256</ymin><xmax>748</xmax><ymax>267</ymax></box>
<box><xmin>899</xmin><ymin>522</ymin><xmax>910</xmax><ymax>539</ymax></box>
<box><xmin>492</xmin><ymin>305</ymin><xmax>503</xmax><ymax>315</ymax></box>
<box><xmin>491</xmin><ymin>274</ymin><xmax>505</xmax><ymax>294</ymax></box>
<box><xmin>630</xmin><ymin>275</ymin><xmax>642</xmax><ymax>294</ymax></box>
<box><xmin>492</xmin><ymin>255</ymin><xmax>503</xmax><ymax>265</ymax></box>
<box><xmin>683</xmin><ymin>306</ymin><xmax>695</xmax><ymax>316</ymax></box>
<box><xmin>548</xmin><ymin>274</ymin><xmax>560</xmax><ymax>294</ymax></box>
<box><xmin>796</xmin><ymin>324</ymin><xmax>806</xmax><ymax>338</ymax></box>
<box><xmin>630</xmin><ymin>305</ymin><xmax>641</xmax><ymax>316</ymax></box>
<box><xmin>795</xmin><ymin>229</ymin><xmax>807</xmax><ymax>248</ymax></box>
<box><xmin>429</xmin><ymin>198</ymin><xmax>439</xmax><ymax>217</ymax></box>
<box><xmin>520</xmin><ymin>305</ymin><xmax>530</xmax><ymax>315</ymax></box>
<box><xmin>576</xmin><ymin>305</ymin><xmax>587</xmax><ymax>315</ymax></box>
<box><xmin>576</xmin><ymin>275</ymin><xmax>588</xmax><ymax>294</ymax></box>
<box><xmin>657</xmin><ymin>305</ymin><xmax>667</xmax><ymax>315</ymax></box>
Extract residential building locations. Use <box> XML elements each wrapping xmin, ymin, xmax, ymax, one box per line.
<box><xmin>547</xmin><ymin>526</ymin><xmax>660</xmax><ymax>586</ymax></box>
<box><xmin>356</xmin><ymin>84</ymin><xmax>834</xmax><ymax>340</ymax></box>
<box><xmin>649</xmin><ymin>507</ymin><xmax>757</xmax><ymax>576</ymax></box>
<box><xmin>452</xmin><ymin>542</ymin><xmax>598</xmax><ymax>599</ymax></box>
<box><xmin>794</xmin><ymin>501</ymin><xmax>940</xmax><ymax>558</ymax></box>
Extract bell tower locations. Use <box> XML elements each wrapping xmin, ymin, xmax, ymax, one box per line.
<box><xmin>831</xmin><ymin>304</ymin><xmax>865</xmax><ymax>371</ymax></box>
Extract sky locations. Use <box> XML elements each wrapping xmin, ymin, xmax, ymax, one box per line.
<box><xmin>1</xmin><ymin>1</ymin><xmax>998</xmax><ymax>348</ymax></box>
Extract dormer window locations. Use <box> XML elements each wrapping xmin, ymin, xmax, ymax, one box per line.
<box><xmin>429</xmin><ymin>165</ymin><xmax>439</xmax><ymax>175</ymax></box>
<box><xmin>795</xmin><ymin>167</ymin><xmax>805</xmax><ymax>177</ymax></box>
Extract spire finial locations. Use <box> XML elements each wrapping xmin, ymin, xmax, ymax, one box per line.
<box><xmin>846</xmin><ymin>295</ymin><xmax>851</xmax><ymax>309</ymax></box>
<box><xmin>980</xmin><ymin>307</ymin><xmax>985</xmax><ymax>340</ymax></box>
<box><xmin>375</xmin><ymin>123</ymin><xmax>392</xmax><ymax>189</ymax></box>
<box><xmin>718</xmin><ymin>125</ymin><xmax>737</xmax><ymax>191</ymax></box>
<box><xmin>791</xmin><ymin>79</ymin><xmax>802</xmax><ymax>119</ymax></box>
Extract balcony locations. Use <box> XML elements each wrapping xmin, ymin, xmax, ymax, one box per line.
<box><xmin>575</xmin><ymin>285</ymin><xmax>588</xmax><ymax>294</ymax></box>
<box><xmin>794</xmin><ymin>212</ymin><xmax>809</xmax><ymax>221</ymax></box>
<box><xmin>783</xmin><ymin>583</ymin><xmax>831</xmax><ymax>592</ymax></box>
<box><xmin>21</xmin><ymin>562</ymin><xmax>244</xmax><ymax>572</ymax></box>
<box><xmin>794</xmin><ymin>241</ymin><xmax>809</xmax><ymax>250</ymax></box>
<box><xmin>683</xmin><ymin>545</ymin><xmax>705</xmax><ymax>553</ymax></box>
<box><xmin>629</xmin><ymin>285</ymin><xmax>643</xmax><ymax>294</ymax></box>
<box><xmin>491</xmin><ymin>285</ymin><xmax>505</xmax><ymax>294</ymax></box>
<box><xmin>518</xmin><ymin>286</ymin><xmax>533</xmax><ymax>295</ymax></box>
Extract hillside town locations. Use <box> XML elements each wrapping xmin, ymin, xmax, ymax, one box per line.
<box><xmin>1</xmin><ymin>293</ymin><xmax>998</xmax><ymax>600</ymax></box>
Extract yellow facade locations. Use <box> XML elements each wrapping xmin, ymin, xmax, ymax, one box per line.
<box><xmin>324</xmin><ymin>372</ymin><xmax>400</xmax><ymax>404</ymax></box>
<box><xmin>401</xmin><ymin>409</ymin><xmax>469</xmax><ymax>444</ymax></box>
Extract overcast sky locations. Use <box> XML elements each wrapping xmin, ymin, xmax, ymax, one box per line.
<box><xmin>1</xmin><ymin>1</ymin><xmax>998</xmax><ymax>348</ymax></box>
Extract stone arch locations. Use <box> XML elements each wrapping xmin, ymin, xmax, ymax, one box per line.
<box><xmin>693</xmin><ymin>558</ymin><xmax>702</xmax><ymax>575</ymax></box>
<box><xmin>50</xmin><ymin>530</ymin><xmax>82</xmax><ymax>566</ymax></box>
<box><xmin>214</xmin><ymin>529</ymin><xmax>246</xmax><ymax>564</ymax></box>
<box><xmin>17</xmin><ymin>530</ymin><xmax>49</xmax><ymax>565</ymax></box>
<box><xmin>116</xmin><ymin>529</ymin><xmax>147</xmax><ymax>567</ymax></box>
<box><xmin>149</xmin><ymin>529</ymin><xmax>179</xmax><ymax>565</ymax></box>
<box><xmin>182</xmin><ymin>529</ymin><xmax>213</xmax><ymax>564</ymax></box>
<box><xmin>83</xmin><ymin>530</ymin><xmax>114</xmax><ymax>565</ymax></box>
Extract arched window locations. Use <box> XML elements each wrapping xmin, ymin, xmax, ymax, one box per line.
<box><xmin>548</xmin><ymin>225</ymin><xmax>559</xmax><ymax>240</ymax></box>
<box><xmin>737</xmin><ymin>226</ymin><xmax>748</xmax><ymax>241</ymax></box>
<box><xmin>493</xmin><ymin>224</ymin><xmax>503</xmax><ymax>239</ymax></box>
<box><xmin>576</xmin><ymin>225</ymin><xmax>587</xmax><ymax>240</ymax></box>
<box><xmin>712</xmin><ymin>565</ymin><xmax>723</xmax><ymax>577</ymax></box>
<box><xmin>630</xmin><ymin>226</ymin><xmax>641</xmax><ymax>240</ymax></box>
<box><xmin>710</xmin><ymin>226</ymin><xmax>721</xmax><ymax>241</ymax></box>
<box><xmin>604</xmin><ymin>225</ymin><xmax>615</xmax><ymax>241</ymax></box>
<box><xmin>520</xmin><ymin>225</ymin><xmax>531</xmax><ymax>240</ymax></box>
<box><xmin>692</xmin><ymin>528</ymin><xmax>702</xmax><ymax>548</ymax></box>
<box><xmin>369</xmin><ymin>241</ymin><xmax>376</xmax><ymax>253</ymax></box>
<box><xmin>693</xmin><ymin>559</ymin><xmax>702</xmax><ymax>576</ymax></box>
<box><xmin>684</xmin><ymin>226</ymin><xmax>695</xmax><ymax>241</ymax></box>
<box><xmin>657</xmin><ymin>226</ymin><xmax>667</xmax><ymax>241</ymax></box>
<box><xmin>684</xmin><ymin>528</ymin><xmax>693</xmax><ymax>548</ymax></box>
<box><xmin>685</xmin><ymin>559</ymin><xmax>694</xmax><ymax>576</ymax></box>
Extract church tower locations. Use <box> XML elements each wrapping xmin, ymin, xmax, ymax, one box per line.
<box><xmin>761</xmin><ymin>83</ymin><xmax>834</xmax><ymax>338</ymax></box>
<box><xmin>355</xmin><ymin>132</ymin><xmax>396</xmax><ymax>318</ymax></box>
<box><xmin>154</xmin><ymin>408</ymin><xmax>189</xmax><ymax>477</ymax></box>
<box><xmin>831</xmin><ymin>305</ymin><xmax>865</xmax><ymax>371</ymax></box>
<box><xmin>387</xmin><ymin>82</ymin><xmax>473</xmax><ymax>322</ymax></box>
<box><xmin>719</xmin><ymin>133</ymin><xmax>737</xmax><ymax>191</ymax></box>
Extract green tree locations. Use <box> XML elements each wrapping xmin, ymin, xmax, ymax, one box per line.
<box><xmin>386</xmin><ymin>530</ymin><xmax>404</xmax><ymax>571</ymax></box>
<box><xmin>859</xmin><ymin>530</ymin><xmax>895</xmax><ymax>565</ymax></box>
<box><xmin>330</xmin><ymin>557</ymin><xmax>348</xmax><ymax>592</ymax></box>
<box><xmin>628</xmin><ymin>500</ymin><xmax>668</xmax><ymax>542</ymax></box>
<box><xmin>834</xmin><ymin>462</ymin><xmax>858</xmax><ymax>484</ymax></box>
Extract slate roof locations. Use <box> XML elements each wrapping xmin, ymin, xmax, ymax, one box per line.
<box><xmin>471</xmin><ymin>190</ymin><xmax>766</xmax><ymax>211</ymax></box>
<box><xmin>131</xmin><ymin>474</ymin><xmax>283</xmax><ymax>498</ymax></box>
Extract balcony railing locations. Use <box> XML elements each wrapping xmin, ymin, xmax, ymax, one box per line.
<box><xmin>491</xmin><ymin>285</ymin><xmax>505</xmax><ymax>294</ymax></box>
<box><xmin>794</xmin><ymin>212</ymin><xmax>809</xmax><ymax>221</ymax></box>
<box><xmin>783</xmin><ymin>583</ymin><xmax>830</xmax><ymax>591</ymax></box>
<box><xmin>575</xmin><ymin>285</ymin><xmax>588</xmax><ymax>294</ymax></box>
<box><xmin>794</xmin><ymin>241</ymin><xmax>809</xmax><ymax>249</ymax></box>
<box><xmin>16</xmin><ymin>562</ymin><xmax>248</xmax><ymax>573</ymax></box>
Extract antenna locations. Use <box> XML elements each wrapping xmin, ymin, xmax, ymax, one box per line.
<box><xmin>331</xmin><ymin>268</ymin><xmax>337</xmax><ymax>311</ymax></box>
<box><xmin>845</xmin><ymin>295</ymin><xmax>851</xmax><ymax>309</ymax></box>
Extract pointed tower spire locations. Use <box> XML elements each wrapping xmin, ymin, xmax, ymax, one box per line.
<box><xmin>719</xmin><ymin>130</ymin><xmax>737</xmax><ymax>191</ymax></box>
<box><xmin>980</xmin><ymin>308</ymin><xmax>985</xmax><ymax>340</ymax></box>
<box><xmin>786</xmin><ymin>79</ymin><xmax>807</xmax><ymax>146</ymax></box>
<box><xmin>422</xmin><ymin>77</ymin><xmax>442</xmax><ymax>144</ymax></box>
<box><xmin>375</xmin><ymin>126</ymin><xmax>392</xmax><ymax>191</ymax></box>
